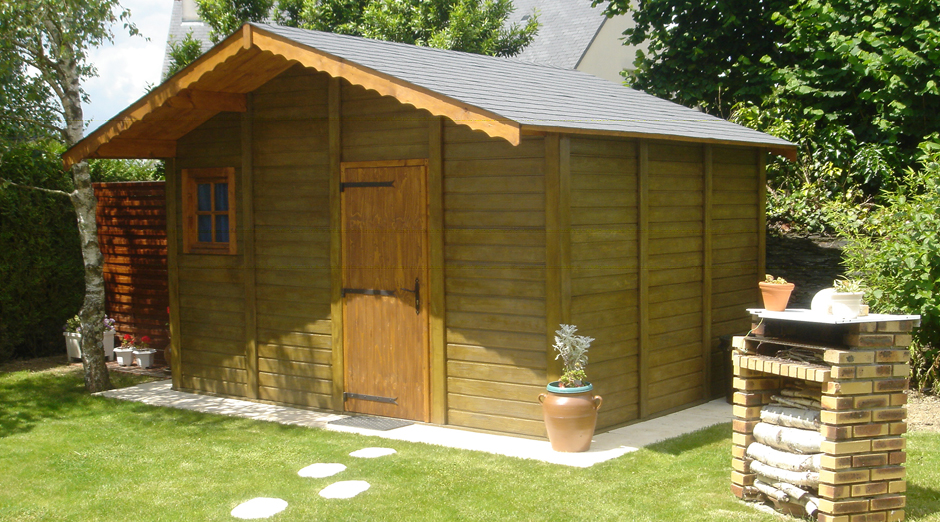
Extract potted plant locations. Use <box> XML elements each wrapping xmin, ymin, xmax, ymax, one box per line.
<box><xmin>63</xmin><ymin>315</ymin><xmax>118</xmax><ymax>361</ymax></box>
<box><xmin>759</xmin><ymin>274</ymin><xmax>795</xmax><ymax>312</ymax></box>
<box><xmin>114</xmin><ymin>334</ymin><xmax>136</xmax><ymax>367</ymax></box>
<box><xmin>831</xmin><ymin>277</ymin><xmax>865</xmax><ymax>319</ymax></box>
<box><xmin>538</xmin><ymin>324</ymin><xmax>603</xmax><ymax>452</ymax></box>
<box><xmin>133</xmin><ymin>335</ymin><xmax>156</xmax><ymax>368</ymax></box>
<box><xmin>103</xmin><ymin>316</ymin><xmax>116</xmax><ymax>361</ymax></box>
<box><xmin>63</xmin><ymin>315</ymin><xmax>82</xmax><ymax>361</ymax></box>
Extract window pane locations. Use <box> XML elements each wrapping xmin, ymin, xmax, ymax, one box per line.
<box><xmin>197</xmin><ymin>184</ymin><xmax>212</xmax><ymax>211</ymax></box>
<box><xmin>215</xmin><ymin>214</ymin><xmax>229</xmax><ymax>243</ymax></box>
<box><xmin>215</xmin><ymin>183</ymin><xmax>228</xmax><ymax>211</ymax></box>
<box><xmin>198</xmin><ymin>215</ymin><xmax>212</xmax><ymax>242</ymax></box>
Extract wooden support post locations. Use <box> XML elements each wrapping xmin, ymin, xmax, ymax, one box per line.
<box><xmin>165</xmin><ymin>158</ymin><xmax>183</xmax><ymax>388</ymax></box>
<box><xmin>758</xmin><ymin>150</ymin><xmax>767</xmax><ymax>286</ymax></box>
<box><xmin>428</xmin><ymin>116</ymin><xmax>446</xmax><ymax>425</ymax></box>
<box><xmin>544</xmin><ymin>134</ymin><xmax>570</xmax><ymax>383</ymax></box>
<box><xmin>329</xmin><ymin>77</ymin><xmax>345</xmax><ymax>412</ymax></box>
<box><xmin>241</xmin><ymin>94</ymin><xmax>259</xmax><ymax>400</ymax></box>
<box><xmin>638</xmin><ymin>139</ymin><xmax>650</xmax><ymax>418</ymax></box>
<box><xmin>702</xmin><ymin>145</ymin><xmax>713</xmax><ymax>399</ymax></box>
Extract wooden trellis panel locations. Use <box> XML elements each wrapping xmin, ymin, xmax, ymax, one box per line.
<box><xmin>94</xmin><ymin>181</ymin><xmax>170</xmax><ymax>358</ymax></box>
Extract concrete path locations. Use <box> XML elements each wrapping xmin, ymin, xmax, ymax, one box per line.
<box><xmin>99</xmin><ymin>380</ymin><xmax>731</xmax><ymax>468</ymax></box>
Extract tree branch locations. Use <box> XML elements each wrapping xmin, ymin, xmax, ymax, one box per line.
<box><xmin>0</xmin><ymin>177</ymin><xmax>73</xmax><ymax>198</ymax></box>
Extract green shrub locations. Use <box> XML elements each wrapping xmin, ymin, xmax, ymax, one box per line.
<box><xmin>837</xmin><ymin>139</ymin><xmax>940</xmax><ymax>391</ymax></box>
<box><xmin>0</xmin><ymin>141</ymin><xmax>84</xmax><ymax>362</ymax></box>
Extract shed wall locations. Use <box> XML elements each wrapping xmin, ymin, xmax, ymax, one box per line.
<box><xmin>442</xmin><ymin>122</ymin><xmax>548</xmax><ymax>437</ymax></box>
<box><xmin>569</xmin><ymin>137</ymin><xmax>640</xmax><ymax>428</ymax></box>
<box><xmin>710</xmin><ymin>146</ymin><xmax>761</xmax><ymax>388</ymax></box>
<box><xmin>175</xmin><ymin>111</ymin><xmax>247</xmax><ymax>397</ymax></box>
<box><xmin>252</xmin><ymin>66</ymin><xmax>333</xmax><ymax>409</ymax></box>
<box><xmin>647</xmin><ymin>142</ymin><xmax>706</xmax><ymax>415</ymax></box>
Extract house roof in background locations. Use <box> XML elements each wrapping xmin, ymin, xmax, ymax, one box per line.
<box><xmin>162</xmin><ymin>0</ymin><xmax>213</xmax><ymax>78</ymax></box>
<box><xmin>506</xmin><ymin>0</ymin><xmax>606</xmax><ymax>69</ymax></box>
<box><xmin>65</xmin><ymin>23</ymin><xmax>794</xmax><ymax>167</ymax></box>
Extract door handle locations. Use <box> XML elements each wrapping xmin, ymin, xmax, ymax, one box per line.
<box><xmin>400</xmin><ymin>278</ymin><xmax>420</xmax><ymax>314</ymax></box>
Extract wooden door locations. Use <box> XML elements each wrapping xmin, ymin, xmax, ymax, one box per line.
<box><xmin>341</xmin><ymin>159</ymin><xmax>430</xmax><ymax>422</ymax></box>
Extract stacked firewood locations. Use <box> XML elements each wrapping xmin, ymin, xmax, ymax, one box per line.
<box><xmin>745</xmin><ymin>382</ymin><xmax>823</xmax><ymax>517</ymax></box>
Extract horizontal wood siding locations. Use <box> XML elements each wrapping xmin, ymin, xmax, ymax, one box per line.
<box><xmin>176</xmin><ymin>111</ymin><xmax>247</xmax><ymax>397</ymax></box>
<box><xmin>93</xmin><ymin>181</ymin><xmax>170</xmax><ymax>356</ymax></box>
<box><xmin>569</xmin><ymin>137</ymin><xmax>640</xmax><ymax>428</ymax></box>
<box><xmin>711</xmin><ymin>146</ymin><xmax>761</xmax><ymax>394</ymax></box>
<box><xmin>443</xmin><ymin>122</ymin><xmax>547</xmax><ymax>437</ymax></box>
<box><xmin>253</xmin><ymin>66</ymin><xmax>333</xmax><ymax>409</ymax></box>
<box><xmin>647</xmin><ymin>142</ymin><xmax>705</xmax><ymax>415</ymax></box>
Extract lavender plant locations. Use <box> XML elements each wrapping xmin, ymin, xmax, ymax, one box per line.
<box><xmin>553</xmin><ymin>324</ymin><xmax>594</xmax><ymax>388</ymax></box>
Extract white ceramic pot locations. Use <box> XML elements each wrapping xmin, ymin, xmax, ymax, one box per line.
<box><xmin>133</xmin><ymin>349</ymin><xmax>156</xmax><ymax>369</ymax></box>
<box><xmin>103</xmin><ymin>330</ymin><xmax>116</xmax><ymax>361</ymax></box>
<box><xmin>114</xmin><ymin>347</ymin><xmax>135</xmax><ymax>367</ymax></box>
<box><xmin>64</xmin><ymin>332</ymin><xmax>82</xmax><ymax>360</ymax></box>
<box><xmin>830</xmin><ymin>292</ymin><xmax>865</xmax><ymax>320</ymax></box>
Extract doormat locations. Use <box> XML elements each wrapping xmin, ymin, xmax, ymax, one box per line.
<box><xmin>329</xmin><ymin>416</ymin><xmax>413</xmax><ymax>431</ymax></box>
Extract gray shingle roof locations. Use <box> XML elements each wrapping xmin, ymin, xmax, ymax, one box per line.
<box><xmin>254</xmin><ymin>23</ymin><xmax>793</xmax><ymax>149</ymax></box>
<box><xmin>506</xmin><ymin>0</ymin><xmax>606</xmax><ymax>69</ymax></box>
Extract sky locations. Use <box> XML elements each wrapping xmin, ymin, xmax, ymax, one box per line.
<box><xmin>82</xmin><ymin>0</ymin><xmax>173</xmax><ymax>133</ymax></box>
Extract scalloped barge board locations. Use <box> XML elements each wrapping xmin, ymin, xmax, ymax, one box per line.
<box><xmin>99</xmin><ymin>380</ymin><xmax>731</xmax><ymax>468</ymax></box>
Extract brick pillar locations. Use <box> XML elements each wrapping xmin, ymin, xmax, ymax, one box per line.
<box><xmin>815</xmin><ymin>320</ymin><xmax>913</xmax><ymax>522</ymax></box>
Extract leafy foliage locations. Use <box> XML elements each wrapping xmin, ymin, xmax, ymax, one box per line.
<box><xmin>164</xmin><ymin>30</ymin><xmax>205</xmax><ymax>79</ymax></box>
<box><xmin>552</xmin><ymin>324</ymin><xmax>593</xmax><ymax>387</ymax></box>
<box><xmin>0</xmin><ymin>141</ymin><xmax>83</xmax><ymax>363</ymax></box>
<box><xmin>196</xmin><ymin>0</ymin><xmax>275</xmax><ymax>42</ymax></box>
<box><xmin>595</xmin><ymin>0</ymin><xmax>790</xmax><ymax>119</ymax></box>
<box><xmin>598</xmin><ymin>0</ymin><xmax>940</xmax><ymax>233</ymax></box>
<box><xmin>193</xmin><ymin>0</ymin><xmax>538</xmax><ymax>57</ymax></box>
<box><xmin>836</xmin><ymin>139</ymin><xmax>940</xmax><ymax>391</ymax></box>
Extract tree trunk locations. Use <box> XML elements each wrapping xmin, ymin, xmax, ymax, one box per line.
<box><xmin>70</xmin><ymin>160</ymin><xmax>111</xmax><ymax>391</ymax></box>
<box><xmin>62</xmin><ymin>55</ymin><xmax>111</xmax><ymax>393</ymax></box>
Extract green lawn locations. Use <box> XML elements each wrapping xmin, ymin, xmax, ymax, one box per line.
<box><xmin>1</xmin><ymin>365</ymin><xmax>938</xmax><ymax>522</ymax></box>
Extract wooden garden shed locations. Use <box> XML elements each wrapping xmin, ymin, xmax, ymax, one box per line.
<box><xmin>64</xmin><ymin>23</ymin><xmax>795</xmax><ymax>437</ymax></box>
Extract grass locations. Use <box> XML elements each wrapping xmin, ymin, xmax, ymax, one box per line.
<box><xmin>1</xmin><ymin>364</ymin><xmax>938</xmax><ymax>522</ymax></box>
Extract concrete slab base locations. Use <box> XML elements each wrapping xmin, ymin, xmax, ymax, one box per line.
<box><xmin>99</xmin><ymin>380</ymin><xmax>731</xmax><ymax>468</ymax></box>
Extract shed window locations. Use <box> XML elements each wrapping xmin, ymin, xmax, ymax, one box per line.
<box><xmin>182</xmin><ymin>168</ymin><xmax>236</xmax><ymax>255</ymax></box>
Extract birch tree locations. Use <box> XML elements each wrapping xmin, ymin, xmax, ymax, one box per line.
<box><xmin>0</xmin><ymin>0</ymin><xmax>139</xmax><ymax>392</ymax></box>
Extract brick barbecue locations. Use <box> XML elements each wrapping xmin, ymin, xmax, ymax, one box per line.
<box><xmin>731</xmin><ymin>309</ymin><xmax>920</xmax><ymax>522</ymax></box>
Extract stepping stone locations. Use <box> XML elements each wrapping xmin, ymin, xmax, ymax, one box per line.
<box><xmin>297</xmin><ymin>463</ymin><xmax>346</xmax><ymax>478</ymax></box>
<box><xmin>230</xmin><ymin>498</ymin><xmax>288</xmax><ymax>519</ymax></box>
<box><xmin>319</xmin><ymin>480</ymin><xmax>370</xmax><ymax>499</ymax></box>
<box><xmin>349</xmin><ymin>447</ymin><xmax>396</xmax><ymax>458</ymax></box>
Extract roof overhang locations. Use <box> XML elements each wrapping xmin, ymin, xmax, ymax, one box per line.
<box><xmin>63</xmin><ymin>24</ymin><xmax>796</xmax><ymax>167</ymax></box>
<box><xmin>63</xmin><ymin>24</ymin><xmax>522</xmax><ymax>168</ymax></box>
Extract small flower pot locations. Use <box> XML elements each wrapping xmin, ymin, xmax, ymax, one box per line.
<box><xmin>114</xmin><ymin>347</ymin><xmax>135</xmax><ymax>367</ymax></box>
<box><xmin>64</xmin><ymin>332</ymin><xmax>82</xmax><ymax>360</ymax></box>
<box><xmin>133</xmin><ymin>349</ymin><xmax>156</xmax><ymax>369</ymax></box>
<box><xmin>759</xmin><ymin>282</ymin><xmax>795</xmax><ymax>312</ymax></box>
<box><xmin>830</xmin><ymin>292</ymin><xmax>864</xmax><ymax>320</ymax></box>
<box><xmin>538</xmin><ymin>382</ymin><xmax>603</xmax><ymax>452</ymax></box>
<box><xmin>103</xmin><ymin>330</ymin><xmax>116</xmax><ymax>361</ymax></box>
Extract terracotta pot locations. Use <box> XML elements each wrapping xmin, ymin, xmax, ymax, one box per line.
<box><xmin>538</xmin><ymin>382</ymin><xmax>603</xmax><ymax>452</ymax></box>
<box><xmin>759</xmin><ymin>282</ymin><xmax>795</xmax><ymax>312</ymax></box>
